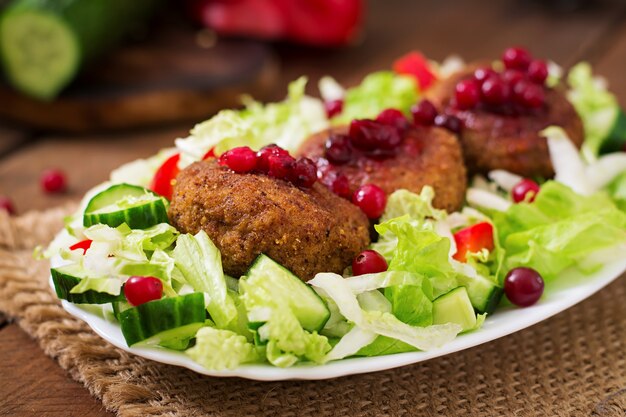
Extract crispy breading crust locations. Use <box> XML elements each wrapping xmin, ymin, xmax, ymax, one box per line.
<box><xmin>425</xmin><ymin>63</ymin><xmax>585</xmax><ymax>177</ymax></box>
<box><xmin>297</xmin><ymin>125</ymin><xmax>467</xmax><ymax>213</ymax></box>
<box><xmin>168</xmin><ymin>160</ymin><xmax>371</xmax><ymax>281</ymax></box>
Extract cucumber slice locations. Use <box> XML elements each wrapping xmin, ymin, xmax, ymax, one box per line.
<box><xmin>119</xmin><ymin>292</ymin><xmax>206</xmax><ymax>348</ymax></box>
<box><xmin>0</xmin><ymin>0</ymin><xmax>162</xmax><ymax>100</ymax></box>
<box><xmin>83</xmin><ymin>183</ymin><xmax>169</xmax><ymax>229</ymax></box>
<box><xmin>111</xmin><ymin>300</ymin><xmax>132</xmax><ymax>320</ymax></box>
<box><xmin>456</xmin><ymin>274</ymin><xmax>503</xmax><ymax>314</ymax></box>
<box><xmin>51</xmin><ymin>264</ymin><xmax>123</xmax><ymax>304</ymax></box>
<box><xmin>0</xmin><ymin>7</ymin><xmax>79</xmax><ymax>100</ymax></box>
<box><xmin>242</xmin><ymin>254</ymin><xmax>330</xmax><ymax>332</ymax></box>
<box><xmin>432</xmin><ymin>287</ymin><xmax>477</xmax><ymax>332</ymax></box>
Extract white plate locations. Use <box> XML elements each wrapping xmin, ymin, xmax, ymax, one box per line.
<box><xmin>51</xmin><ymin>249</ymin><xmax>626</xmax><ymax>381</ymax></box>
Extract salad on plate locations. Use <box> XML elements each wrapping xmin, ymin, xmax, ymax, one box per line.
<box><xmin>45</xmin><ymin>47</ymin><xmax>626</xmax><ymax>373</ymax></box>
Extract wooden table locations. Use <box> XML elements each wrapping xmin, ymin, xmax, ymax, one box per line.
<box><xmin>1</xmin><ymin>1</ymin><xmax>626</xmax><ymax>415</ymax></box>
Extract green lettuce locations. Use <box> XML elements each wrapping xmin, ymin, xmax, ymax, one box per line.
<box><xmin>607</xmin><ymin>172</ymin><xmax>626</xmax><ymax>212</ymax></box>
<box><xmin>375</xmin><ymin>216</ymin><xmax>457</xmax><ymax>298</ymax></box>
<box><xmin>175</xmin><ymin>77</ymin><xmax>328</xmax><ymax>165</ymax></box>
<box><xmin>187</xmin><ymin>327</ymin><xmax>259</xmax><ymax>370</ymax></box>
<box><xmin>333</xmin><ymin>71</ymin><xmax>418</xmax><ymax>124</ymax></box>
<box><xmin>69</xmin><ymin>277</ymin><xmax>121</xmax><ymax>296</ymax></box>
<box><xmin>567</xmin><ymin>62</ymin><xmax>620</xmax><ymax>160</ymax></box>
<box><xmin>173</xmin><ymin>231</ymin><xmax>239</xmax><ymax>330</ymax></box>
<box><xmin>240</xmin><ymin>277</ymin><xmax>331</xmax><ymax>367</ymax></box>
<box><xmin>492</xmin><ymin>181</ymin><xmax>626</xmax><ymax>281</ymax></box>
<box><xmin>384</xmin><ymin>285</ymin><xmax>432</xmax><ymax>327</ymax></box>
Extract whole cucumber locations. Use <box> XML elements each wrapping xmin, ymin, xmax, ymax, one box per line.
<box><xmin>0</xmin><ymin>0</ymin><xmax>162</xmax><ymax>100</ymax></box>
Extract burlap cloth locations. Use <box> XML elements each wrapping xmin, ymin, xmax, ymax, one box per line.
<box><xmin>0</xmin><ymin>206</ymin><xmax>624</xmax><ymax>417</ymax></box>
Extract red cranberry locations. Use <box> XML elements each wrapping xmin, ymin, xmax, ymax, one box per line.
<box><xmin>41</xmin><ymin>169</ymin><xmax>67</xmax><ymax>194</ymax></box>
<box><xmin>325</xmin><ymin>134</ymin><xmax>353</xmax><ymax>165</ymax></box>
<box><xmin>349</xmin><ymin>119</ymin><xmax>402</xmax><ymax>151</ymax></box>
<box><xmin>124</xmin><ymin>276</ymin><xmax>163</xmax><ymax>306</ymax></box>
<box><xmin>290</xmin><ymin>158</ymin><xmax>317</xmax><ymax>188</ymax></box>
<box><xmin>267</xmin><ymin>154</ymin><xmax>296</xmax><ymax>179</ymax></box>
<box><xmin>331</xmin><ymin>174</ymin><xmax>351</xmax><ymax>199</ymax></box>
<box><xmin>411</xmin><ymin>100</ymin><xmax>438</xmax><ymax>126</ymax></box>
<box><xmin>325</xmin><ymin>99</ymin><xmax>344</xmax><ymax>118</ymax></box>
<box><xmin>352</xmin><ymin>250</ymin><xmax>388</xmax><ymax>276</ymax></box>
<box><xmin>528</xmin><ymin>59</ymin><xmax>548</xmax><ymax>84</ymax></box>
<box><xmin>473</xmin><ymin>67</ymin><xmax>498</xmax><ymax>85</ymax></box>
<box><xmin>376</xmin><ymin>108</ymin><xmax>410</xmax><ymax>131</ymax></box>
<box><xmin>502</xmin><ymin>69</ymin><xmax>525</xmax><ymax>89</ymax></box>
<box><xmin>502</xmin><ymin>46</ymin><xmax>532</xmax><ymax>71</ymax></box>
<box><xmin>481</xmin><ymin>75</ymin><xmax>511</xmax><ymax>105</ymax></box>
<box><xmin>504</xmin><ymin>267</ymin><xmax>544</xmax><ymax>307</ymax></box>
<box><xmin>514</xmin><ymin>81</ymin><xmax>545</xmax><ymax>108</ymax></box>
<box><xmin>0</xmin><ymin>196</ymin><xmax>15</xmax><ymax>215</ymax></box>
<box><xmin>257</xmin><ymin>144</ymin><xmax>289</xmax><ymax>172</ymax></box>
<box><xmin>434</xmin><ymin>114</ymin><xmax>462</xmax><ymax>134</ymax></box>
<box><xmin>352</xmin><ymin>184</ymin><xmax>387</xmax><ymax>219</ymax></box>
<box><xmin>218</xmin><ymin>146</ymin><xmax>258</xmax><ymax>173</ymax></box>
<box><xmin>511</xmin><ymin>178</ymin><xmax>540</xmax><ymax>203</ymax></box>
<box><xmin>454</xmin><ymin>79</ymin><xmax>480</xmax><ymax>110</ymax></box>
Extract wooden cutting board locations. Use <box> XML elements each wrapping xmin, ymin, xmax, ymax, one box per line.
<box><xmin>0</xmin><ymin>20</ymin><xmax>278</xmax><ymax>132</ymax></box>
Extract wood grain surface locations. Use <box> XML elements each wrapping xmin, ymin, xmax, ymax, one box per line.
<box><xmin>1</xmin><ymin>0</ymin><xmax>626</xmax><ymax>416</ymax></box>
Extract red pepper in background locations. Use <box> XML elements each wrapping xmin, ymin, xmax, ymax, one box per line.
<box><xmin>452</xmin><ymin>222</ymin><xmax>495</xmax><ymax>263</ymax></box>
<box><xmin>150</xmin><ymin>153</ymin><xmax>181</xmax><ymax>200</ymax></box>
<box><xmin>186</xmin><ymin>0</ymin><xmax>364</xmax><ymax>47</ymax></box>
<box><xmin>393</xmin><ymin>51</ymin><xmax>438</xmax><ymax>90</ymax></box>
<box><xmin>202</xmin><ymin>147</ymin><xmax>216</xmax><ymax>159</ymax></box>
<box><xmin>70</xmin><ymin>239</ymin><xmax>93</xmax><ymax>255</ymax></box>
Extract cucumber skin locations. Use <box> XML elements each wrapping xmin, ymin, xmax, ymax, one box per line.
<box><xmin>51</xmin><ymin>267</ymin><xmax>124</xmax><ymax>304</ymax></box>
<box><xmin>0</xmin><ymin>0</ymin><xmax>162</xmax><ymax>98</ymax></box>
<box><xmin>599</xmin><ymin>109</ymin><xmax>626</xmax><ymax>154</ymax></box>
<box><xmin>83</xmin><ymin>200</ymin><xmax>169</xmax><ymax>230</ymax></box>
<box><xmin>119</xmin><ymin>292</ymin><xmax>206</xmax><ymax>347</ymax></box>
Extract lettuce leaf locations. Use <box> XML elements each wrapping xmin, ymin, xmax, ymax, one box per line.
<box><xmin>333</xmin><ymin>71</ymin><xmax>418</xmax><ymax>124</ymax></box>
<box><xmin>384</xmin><ymin>285</ymin><xmax>433</xmax><ymax>327</ymax></box>
<box><xmin>173</xmin><ymin>231</ymin><xmax>239</xmax><ymax>330</ymax></box>
<box><xmin>375</xmin><ymin>216</ymin><xmax>458</xmax><ymax>298</ymax></box>
<box><xmin>175</xmin><ymin>77</ymin><xmax>328</xmax><ymax>166</ymax></box>
<box><xmin>309</xmin><ymin>273</ymin><xmax>461</xmax><ymax>354</ymax></box>
<box><xmin>567</xmin><ymin>62</ymin><xmax>620</xmax><ymax>160</ymax></box>
<box><xmin>186</xmin><ymin>327</ymin><xmax>259</xmax><ymax>370</ymax></box>
<box><xmin>607</xmin><ymin>171</ymin><xmax>626</xmax><ymax>212</ymax></box>
<box><xmin>492</xmin><ymin>181</ymin><xmax>626</xmax><ymax>281</ymax></box>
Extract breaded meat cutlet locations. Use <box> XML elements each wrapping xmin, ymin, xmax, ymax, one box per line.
<box><xmin>425</xmin><ymin>62</ymin><xmax>584</xmax><ymax>178</ymax></box>
<box><xmin>168</xmin><ymin>160</ymin><xmax>370</xmax><ymax>281</ymax></box>
<box><xmin>297</xmin><ymin>125</ymin><xmax>467</xmax><ymax>213</ymax></box>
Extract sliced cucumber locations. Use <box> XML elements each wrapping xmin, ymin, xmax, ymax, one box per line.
<box><xmin>119</xmin><ymin>292</ymin><xmax>206</xmax><ymax>348</ymax></box>
<box><xmin>83</xmin><ymin>183</ymin><xmax>169</xmax><ymax>229</ymax></box>
<box><xmin>111</xmin><ymin>300</ymin><xmax>132</xmax><ymax>320</ymax></box>
<box><xmin>51</xmin><ymin>264</ymin><xmax>123</xmax><ymax>304</ymax></box>
<box><xmin>432</xmin><ymin>287</ymin><xmax>477</xmax><ymax>332</ymax></box>
<box><xmin>242</xmin><ymin>254</ymin><xmax>330</xmax><ymax>332</ymax></box>
<box><xmin>0</xmin><ymin>0</ymin><xmax>162</xmax><ymax>100</ymax></box>
<box><xmin>456</xmin><ymin>274</ymin><xmax>503</xmax><ymax>314</ymax></box>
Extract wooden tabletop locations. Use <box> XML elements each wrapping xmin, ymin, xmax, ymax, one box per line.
<box><xmin>2</xmin><ymin>1</ymin><xmax>626</xmax><ymax>415</ymax></box>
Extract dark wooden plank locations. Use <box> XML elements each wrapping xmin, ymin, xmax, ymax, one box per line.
<box><xmin>0</xmin><ymin>126</ymin><xmax>186</xmax><ymax>214</ymax></box>
<box><xmin>0</xmin><ymin>125</ymin><xmax>31</xmax><ymax>157</ymax></box>
<box><xmin>0</xmin><ymin>324</ymin><xmax>114</xmax><ymax>417</ymax></box>
<box><xmin>0</xmin><ymin>312</ymin><xmax>7</xmax><ymax>328</ymax></box>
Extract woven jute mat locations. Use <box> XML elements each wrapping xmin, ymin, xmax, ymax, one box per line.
<box><xmin>0</xmin><ymin>206</ymin><xmax>624</xmax><ymax>417</ymax></box>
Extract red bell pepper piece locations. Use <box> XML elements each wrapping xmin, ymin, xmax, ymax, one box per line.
<box><xmin>202</xmin><ymin>147</ymin><xmax>216</xmax><ymax>160</ymax></box>
<box><xmin>393</xmin><ymin>51</ymin><xmax>437</xmax><ymax>90</ymax></box>
<box><xmin>69</xmin><ymin>239</ymin><xmax>92</xmax><ymax>255</ymax></box>
<box><xmin>150</xmin><ymin>153</ymin><xmax>181</xmax><ymax>201</ymax></box>
<box><xmin>452</xmin><ymin>222</ymin><xmax>495</xmax><ymax>263</ymax></box>
<box><xmin>188</xmin><ymin>0</ymin><xmax>363</xmax><ymax>47</ymax></box>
